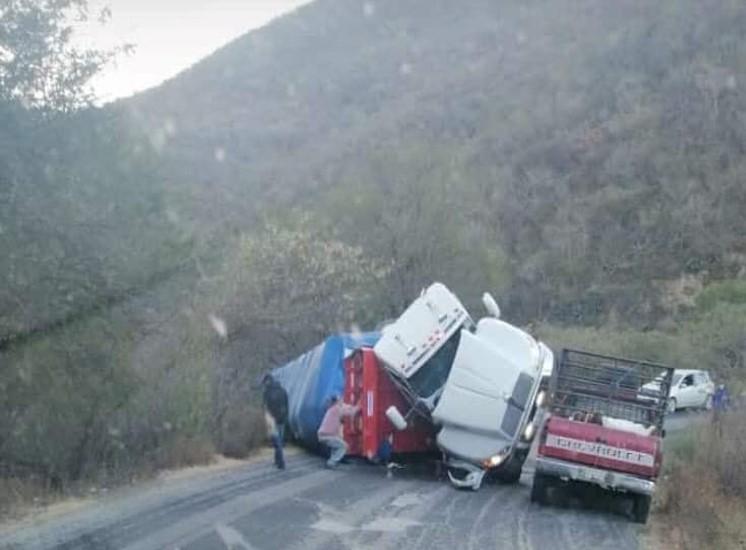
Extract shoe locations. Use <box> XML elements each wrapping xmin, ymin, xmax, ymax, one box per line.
<box><xmin>325</xmin><ymin>462</ymin><xmax>338</xmax><ymax>469</ymax></box>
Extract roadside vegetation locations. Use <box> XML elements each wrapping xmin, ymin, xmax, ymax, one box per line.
<box><xmin>652</xmin><ymin>409</ymin><xmax>746</xmax><ymax>550</ymax></box>
<box><xmin>2</xmin><ymin>0</ymin><xmax>746</xmax><ymax>536</ymax></box>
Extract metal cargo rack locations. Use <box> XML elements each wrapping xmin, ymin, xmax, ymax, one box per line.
<box><xmin>549</xmin><ymin>348</ymin><xmax>674</xmax><ymax>431</ymax></box>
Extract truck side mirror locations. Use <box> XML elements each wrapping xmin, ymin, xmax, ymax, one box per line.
<box><xmin>482</xmin><ymin>292</ymin><xmax>501</xmax><ymax>319</ymax></box>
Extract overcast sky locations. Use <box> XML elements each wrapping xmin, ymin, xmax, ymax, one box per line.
<box><xmin>74</xmin><ymin>0</ymin><xmax>312</xmax><ymax>103</ymax></box>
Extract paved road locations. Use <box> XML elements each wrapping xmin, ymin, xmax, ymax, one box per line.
<box><xmin>0</xmin><ymin>457</ymin><xmax>642</xmax><ymax>550</ymax></box>
<box><xmin>1</xmin><ymin>411</ymin><xmax>699</xmax><ymax>550</ymax></box>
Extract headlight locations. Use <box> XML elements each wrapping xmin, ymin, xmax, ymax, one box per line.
<box><xmin>535</xmin><ymin>391</ymin><xmax>547</xmax><ymax>408</ymax></box>
<box><xmin>484</xmin><ymin>454</ymin><xmax>505</xmax><ymax>468</ymax></box>
<box><xmin>523</xmin><ymin>423</ymin><xmax>536</xmax><ymax>441</ymax></box>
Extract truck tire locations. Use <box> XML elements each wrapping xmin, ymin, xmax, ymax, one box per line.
<box><xmin>492</xmin><ymin>450</ymin><xmax>527</xmax><ymax>484</ymax></box>
<box><xmin>530</xmin><ymin>473</ymin><xmax>548</xmax><ymax>504</ymax></box>
<box><xmin>632</xmin><ymin>494</ymin><xmax>651</xmax><ymax>523</ymax></box>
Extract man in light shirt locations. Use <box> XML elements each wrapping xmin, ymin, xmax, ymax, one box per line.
<box><xmin>317</xmin><ymin>394</ymin><xmax>360</xmax><ymax>468</ymax></box>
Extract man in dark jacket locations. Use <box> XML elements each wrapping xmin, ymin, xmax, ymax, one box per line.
<box><xmin>262</xmin><ymin>375</ymin><xmax>289</xmax><ymax>469</ymax></box>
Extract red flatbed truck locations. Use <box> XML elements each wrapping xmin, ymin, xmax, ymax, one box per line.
<box><xmin>342</xmin><ymin>347</ymin><xmax>436</xmax><ymax>460</ymax></box>
<box><xmin>531</xmin><ymin>348</ymin><xmax>673</xmax><ymax>523</ymax></box>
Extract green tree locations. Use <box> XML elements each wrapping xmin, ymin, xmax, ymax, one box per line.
<box><xmin>0</xmin><ymin>0</ymin><xmax>120</xmax><ymax>112</ymax></box>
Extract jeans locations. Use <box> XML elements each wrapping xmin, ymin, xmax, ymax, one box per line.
<box><xmin>318</xmin><ymin>435</ymin><xmax>347</xmax><ymax>467</ymax></box>
<box><xmin>271</xmin><ymin>423</ymin><xmax>285</xmax><ymax>469</ymax></box>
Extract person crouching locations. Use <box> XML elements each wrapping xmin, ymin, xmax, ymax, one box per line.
<box><xmin>317</xmin><ymin>395</ymin><xmax>360</xmax><ymax>469</ymax></box>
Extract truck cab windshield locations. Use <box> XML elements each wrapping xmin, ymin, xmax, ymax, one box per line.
<box><xmin>406</xmin><ymin>331</ymin><xmax>461</xmax><ymax>401</ymax></box>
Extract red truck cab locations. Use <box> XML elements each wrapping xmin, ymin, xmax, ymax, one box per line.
<box><xmin>342</xmin><ymin>348</ymin><xmax>436</xmax><ymax>460</ymax></box>
<box><xmin>532</xmin><ymin>349</ymin><xmax>673</xmax><ymax>523</ymax></box>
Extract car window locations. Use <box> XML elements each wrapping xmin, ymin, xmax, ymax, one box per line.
<box><xmin>681</xmin><ymin>375</ymin><xmax>694</xmax><ymax>387</ymax></box>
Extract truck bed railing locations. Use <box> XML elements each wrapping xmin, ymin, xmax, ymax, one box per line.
<box><xmin>549</xmin><ymin>349</ymin><xmax>674</xmax><ymax>431</ymax></box>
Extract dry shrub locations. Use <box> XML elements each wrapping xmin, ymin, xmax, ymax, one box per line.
<box><xmin>152</xmin><ymin>435</ymin><xmax>216</xmax><ymax>471</ymax></box>
<box><xmin>218</xmin><ymin>405</ymin><xmax>266</xmax><ymax>459</ymax></box>
<box><xmin>0</xmin><ymin>476</ymin><xmax>49</xmax><ymax>520</ymax></box>
<box><xmin>659</xmin><ymin>409</ymin><xmax>746</xmax><ymax>549</ymax></box>
<box><xmin>663</xmin><ymin>463</ymin><xmax>724</xmax><ymax>548</ymax></box>
<box><xmin>702</xmin><ymin>412</ymin><xmax>746</xmax><ymax>499</ymax></box>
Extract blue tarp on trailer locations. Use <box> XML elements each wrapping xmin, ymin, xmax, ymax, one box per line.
<box><xmin>271</xmin><ymin>333</ymin><xmax>380</xmax><ymax>450</ymax></box>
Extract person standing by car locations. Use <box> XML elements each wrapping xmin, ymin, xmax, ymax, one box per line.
<box><xmin>262</xmin><ymin>375</ymin><xmax>289</xmax><ymax>470</ymax></box>
<box><xmin>712</xmin><ymin>383</ymin><xmax>730</xmax><ymax>434</ymax></box>
<box><xmin>317</xmin><ymin>395</ymin><xmax>360</xmax><ymax>469</ymax></box>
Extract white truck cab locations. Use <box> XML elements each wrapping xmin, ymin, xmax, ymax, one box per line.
<box><xmin>374</xmin><ymin>283</ymin><xmax>549</xmax><ymax>489</ymax></box>
<box><xmin>375</xmin><ymin>282</ymin><xmax>472</xmax><ymax>379</ymax></box>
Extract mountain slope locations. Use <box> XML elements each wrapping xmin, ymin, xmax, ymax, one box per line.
<box><xmin>119</xmin><ymin>0</ymin><xmax>746</xmax><ymax>325</ymax></box>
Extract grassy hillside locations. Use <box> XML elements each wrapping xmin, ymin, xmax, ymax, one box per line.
<box><xmin>121</xmin><ymin>0</ymin><xmax>746</xmax><ymax>325</ymax></box>
<box><xmin>0</xmin><ymin>105</ymin><xmax>189</xmax><ymax>345</ymax></box>
<box><xmin>2</xmin><ymin>0</ymin><xmax>746</xmax><ymax>498</ymax></box>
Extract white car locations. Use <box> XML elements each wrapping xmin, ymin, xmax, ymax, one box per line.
<box><xmin>666</xmin><ymin>369</ymin><xmax>715</xmax><ymax>412</ymax></box>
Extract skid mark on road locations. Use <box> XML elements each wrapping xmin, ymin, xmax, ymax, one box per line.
<box><xmin>139</xmin><ymin>468</ymin><xmax>336</xmax><ymax>550</ymax></box>
<box><xmin>310</xmin><ymin>518</ymin><xmax>355</xmax><ymax>535</ymax></box>
<box><xmin>214</xmin><ymin>524</ymin><xmax>256</xmax><ymax>550</ymax></box>
<box><xmin>514</xmin><ymin>502</ymin><xmax>532</xmax><ymax>550</ymax></box>
<box><xmin>409</xmin><ymin>486</ymin><xmax>488</xmax><ymax>550</ymax></box>
<box><xmin>466</xmin><ymin>491</ymin><xmax>498</xmax><ymax>550</ymax></box>
<box><xmin>361</xmin><ymin>517</ymin><xmax>422</xmax><ymax>532</ymax></box>
<box><xmin>389</xmin><ymin>492</ymin><xmax>424</xmax><ymax>509</ymax></box>
<box><xmin>277</xmin><ymin>469</ymin><xmax>421</xmax><ymax>550</ymax></box>
<box><xmin>369</xmin><ymin>484</ymin><xmax>450</xmax><ymax>550</ymax></box>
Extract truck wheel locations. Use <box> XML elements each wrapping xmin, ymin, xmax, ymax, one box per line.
<box><xmin>494</xmin><ymin>466</ymin><xmax>522</xmax><ymax>484</ymax></box>
<box><xmin>493</xmin><ymin>451</ymin><xmax>527</xmax><ymax>484</ymax></box>
<box><xmin>531</xmin><ymin>473</ymin><xmax>548</xmax><ymax>504</ymax></box>
<box><xmin>632</xmin><ymin>494</ymin><xmax>651</xmax><ymax>524</ymax></box>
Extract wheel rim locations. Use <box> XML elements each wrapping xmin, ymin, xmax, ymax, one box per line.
<box><xmin>668</xmin><ymin>398</ymin><xmax>676</xmax><ymax>413</ymax></box>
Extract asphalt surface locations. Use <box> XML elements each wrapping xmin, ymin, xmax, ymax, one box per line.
<box><xmin>0</xmin><ymin>411</ymin><xmax>701</xmax><ymax>550</ymax></box>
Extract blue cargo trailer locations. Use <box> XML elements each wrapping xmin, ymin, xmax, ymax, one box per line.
<box><xmin>271</xmin><ymin>333</ymin><xmax>379</xmax><ymax>450</ymax></box>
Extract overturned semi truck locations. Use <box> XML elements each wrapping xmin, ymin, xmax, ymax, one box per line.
<box><xmin>271</xmin><ymin>283</ymin><xmax>552</xmax><ymax>490</ymax></box>
<box><xmin>374</xmin><ymin>283</ymin><xmax>553</xmax><ymax>489</ymax></box>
